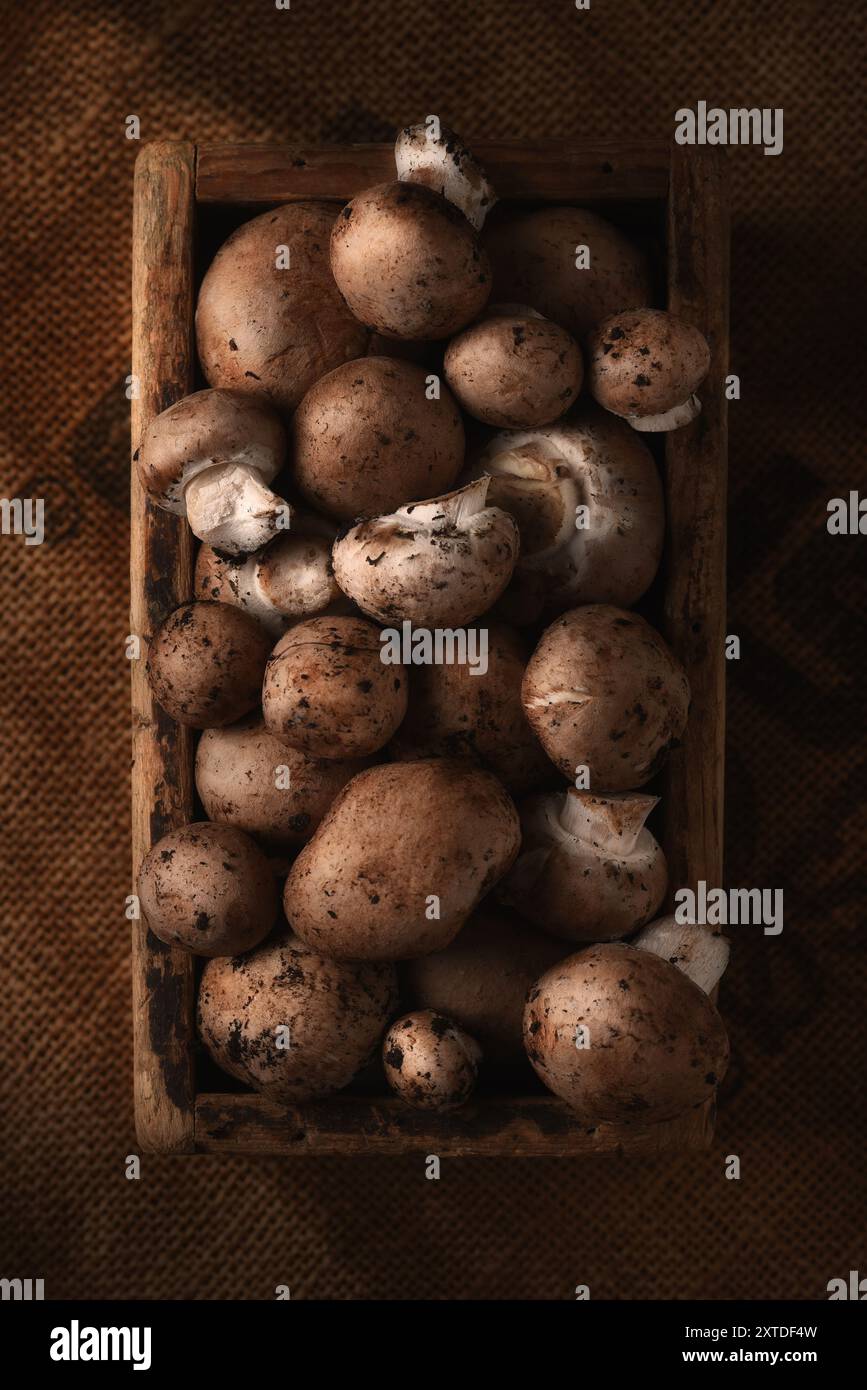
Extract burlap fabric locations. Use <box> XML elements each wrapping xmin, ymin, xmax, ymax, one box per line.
<box><xmin>0</xmin><ymin>0</ymin><xmax>864</xmax><ymax>1300</ymax></box>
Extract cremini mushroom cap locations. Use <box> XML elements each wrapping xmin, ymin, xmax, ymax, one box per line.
<box><xmin>330</xmin><ymin>181</ymin><xmax>492</xmax><ymax>340</ymax></box>
<box><xmin>262</xmin><ymin>614</ymin><xmax>408</xmax><ymax>759</ymax></box>
<box><xmin>147</xmin><ymin>600</ymin><xmax>271</xmax><ymax>728</ymax></box>
<box><xmin>195</xmin><ymin>714</ymin><xmax>366</xmax><ymax>850</ymax></box>
<box><xmin>501</xmin><ymin>788</ymin><xmax>668</xmax><ymax>942</ymax></box>
<box><xmin>587</xmin><ymin>308</ymin><xmax>710</xmax><ymax>430</ymax></box>
<box><xmin>472</xmin><ymin>405</ymin><xmax>664</xmax><ymax>619</ymax></box>
<box><xmin>291</xmin><ymin>356</ymin><xmax>465</xmax><ymax>521</ymax></box>
<box><xmin>383</xmin><ymin>1010</ymin><xmax>482</xmax><ymax>1110</ymax></box>
<box><xmin>331</xmin><ymin>478</ymin><xmax>519</xmax><ymax>627</ymax></box>
<box><xmin>444</xmin><ymin>311</ymin><xmax>583</xmax><ymax>428</ymax></box>
<box><xmin>484</xmin><ymin>206</ymin><xmax>652</xmax><ymax>339</ymax></box>
<box><xmin>283</xmin><ymin>759</ymin><xmax>521</xmax><ymax>960</ymax></box>
<box><xmin>523</xmin><ymin>943</ymin><xmax>729</xmax><ymax>1122</ymax></box>
<box><xmin>138</xmin><ymin>821</ymin><xmax>277</xmax><ymax>957</ymax></box>
<box><xmin>196</xmin><ymin>201</ymin><xmax>368</xmax><ymax>413</ymax></box>
<box><xmin>198</xmin><ymin>929</ymin><xmax>398</xmax><ymax>1102</ymax></box>
<box><xmin>521</xmin><ymin>605</ymin><xmax>690</xmax><ymax>790</ymax></box>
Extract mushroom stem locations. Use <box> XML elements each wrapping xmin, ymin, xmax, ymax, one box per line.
<box><xmin>395</xmin><ymin>122</ymin><xmax>497</xmax><ymax>231</ymax></box>
<box><xmin>402</xmin><ymin>477</ymin><xmax>491</xmax><ymax>529</ymax></box>
<box><xmin>625</xmin><ymin>394</ymin><xmax>702</xmax><ymax>433</ymax></box>
<box><xmin>559</xmin><ymin>788</ymin><xmax>659</xmax><ymax>856</ymax></box>
<box><xmin>184</xmin><ymin>462</ymin><xmax>291</xmax><ymax>556</ymax></box>
<box><xmin>633</xmin><ymin>915</ymin><xmax>730</xmax><ymax>995</ymax></box>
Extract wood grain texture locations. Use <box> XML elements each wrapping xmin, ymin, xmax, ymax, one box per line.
<box><xmin>194</xmin><ymin>1092</ymin><xmax>715</xmax><ymax>1157</ymax></box>
<box><xmin>661</xmin><ymin>145</ymin><xmax>730</xmax><ymax>899</ymax></box>
<box><xmin>196</xmin><ymin>140</ymin><xmax>670</xmax><ymax>204</ymax></box>
<box><xmin>130</xmin><ymin>142</ymin><xmax>197</xmax><ymax>1154</ymax></box>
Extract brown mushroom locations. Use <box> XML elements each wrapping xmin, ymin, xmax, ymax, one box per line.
<box><xmin>587</xmin><ymin>308</ymin><xmax>710</xmax><ymax>431</ymax></box>
<box><xmin>521</xmin><ymin>605</ymin><xmax>690</xmax><ymax>790</ymax></box>
<box><xmin>330</xmin><ymin>182</ymin><xmax>492</xmax><ymax>340</ymax></box>
<box><xmin>523</xmin><ymin>943</ymin><xmax>729</xmax><ymax>1122</ymax></box>
<box><xmin>484</xmin><ymin>206</ymin><xmax>652</xmax><ymax>339</ymax></box>
<box><xmin>383</xmin><ymin>1011</ymin><xmax>481</xmax><ymax>1110</ymax></box>
<box><xmin>501</xmin><ymin>788</ymin><xmax>668</xmax><ymax>942</ymax></box>
<box><xmin>147</xmin><ymin>601</ymin><xmax>271</xmax><ymax>728</ymax></box>
<box><xmin>331</xmin><ymin>478</ymin><xmax>519</xmax><ymax>627</ymax></box>
<box><xmin>136</xmin><ymin>388</ymin><xmax>291</xmax><ymax>555</ymax></box>
<box><xmin>198</xmin><ymin>929</ymin><xmax>397</xmax><ymax>1101</ymax></box>
<box><xmin>196</xmin><ymin>201</ymin><xmax>368</xmax><ymax>413</ymax></box>
<box><xmin>444</xmin><ymin>308</ymin><xmax>583</xmax><ymax>428</ymax></box>
<box><xmin>138</xmin><ymin>822</ymin><xmax>277</xmax><ymax>957</ymax></box>
<box><xmin>283</xmin><ymin>759</ymin><xmax>521</xmax><ymax>960</ymax></box>
<box><xmin>195</xmin><ymin>715</ymin><xmax>365</xmax><ymax>850</ymax></box>
<box><xmin>291</xmin><ymin>356</ymin><xmax>465</xmax><ymax>521</ymax></box>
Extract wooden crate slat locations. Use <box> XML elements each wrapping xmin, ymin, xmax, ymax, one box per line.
<box><xmin>130</xmin><ymin>141</ymin><xmax>198</xmax><ymax>1154</ymax></box>
<box><xmin>194</xmin><ymin>1092</ymin><xmax>714</xmax><ymax>1157</ymax></box>
<box><xmin>661</xmin><ymin>146</ymin><xmax>730</xmax><ymax>897</ymax></box>
<box><xmin>196</xmin><ymin>140</ymin><xmax>670</xmax><ymax>204</ymax></box>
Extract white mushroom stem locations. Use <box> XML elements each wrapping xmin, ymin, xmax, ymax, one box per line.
<box><xmin>184</xmin><ymin>463</ymin><xmax>291</xmax><ymax>556</ymax></box>
<box><xmin>625</xmin><ymin>394</ymin><xmax>701</xmax><ymax>433</ymax></box>
<box><xmin>401</xmin><ymin>476</ymin><xmax>491</xmax><ymax>530</ymax></box>
<box><xmin>559</xmin><ymin>789</ymin><xmax>659</xmax><ymax>856</ymax></box>
<box><xmin>633</xmin><ymin>914</ymin><xmax>730</xmax><ymax>994</ymax></box>
<box><xmin>395</xmin><ymin>122</ymin><xmax>497</xmax><ymax>231</ymax></box>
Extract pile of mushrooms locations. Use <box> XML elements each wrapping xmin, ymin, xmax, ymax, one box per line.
<box><xmin>134</xmin><ymin>120</ymin><xmax>727</xmax><ymax>1124</ymax></box>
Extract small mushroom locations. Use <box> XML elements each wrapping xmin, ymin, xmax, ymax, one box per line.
<box><xmin>388</xmin><ymin>621</ymin><xmax>552</xmax><ymax>796</ymax></box>
<box><xmin>291</xmin><ymin>356</ymin><xmax>465</xmax><ymax>521</ymax></box>
<box><xmin>194</xmin><ymin>512</ymin><xmax>346</xmax><ymax>638</ymax></box>
<box><xmin>395</xmin><ymin>122</ymin><xmax>497</xmax><ymax>231</ymax></box>
<box><xmin>633</xmin><ymin>914</ymin><xmax>730</xmax><ymax>995</ymax></box>
<box><xmin>587</xmin><ymin>308</ymin><xmax>710</xmax><ymax>431</ymax></box>
<box><xmin>521</xmin><ymin>605</ymin><xmax>690</xmax><ymax>790</ymax></box>
<box><xmin>195</xmin><ymin>715</ymin><xmax>365</xmax><ymax>850</ymax></box>
<box><xmin>283</xmin><ymin>759</ymin><xmax>521</xmax><ymax>960</ymax></box>
<box><xmin>332</xmin><ymin>478</ymin><xmax>519</xmax><ymax>627</ymax></box>
<box><xmin>198</xmin><ymin>929</ymin><xmax>398</xmax><ymax>1102</ymax></box>
<box><xmin>138</xmin><ymin>821</ymin><xmax>277</xmax><ymax>957</ymax></box>
<box><xmin>136</xmin><ymin>389</ymin><xmax>291</xmax><ymax>555</ymax></box>
<box><xmin>444</xmin><ymin>308</ymin><xmax>583</xmax><ymax>427</ymax></box>
<box><xmin>262</xmin><ymin>614</ymin><xmax>407</xmax><ymax>759</ymax></box>
<box><xmin>383</xmin><ymin>1011</ymin><xmax>482</xmax><ymax>1110</ymax></box>
<box><xmin>196</xmin><ymin>201</ymin><xmax>368</xmax><ymax>413</ymax></box>
<box><xmin>484</xmin><ymin>207</ymin><xmax>652</xmax><ymax>338</ymax></box>
<box><xmin>330</xmin><ymin>181</ymin><xmax>492</xmax><ymax>340</ymax></box>
<box><xmin>471</xmin><ymin>405</ymin><xmax>664</xmax><ymax>620</ymax></box>
<box><xmin>147</xmin><ymin>601</ymin><xmax>271</xmax><ymax>728</ymax></box>
<box><xmin>501</xmin><ymin>789</ymin><xmax>668</xmax><ymax>942</ymax></box>
<box><xmin>523</xmin><ymin>943</ymin><xmax>729</xmax><ymax>1122</ymax></box>
<box><xmin>402</xmin><ymin>906</ymin><xmax>566</xmax><ymax>1070</ymax></box>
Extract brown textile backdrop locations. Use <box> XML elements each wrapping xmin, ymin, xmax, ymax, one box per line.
<box><xmin>0</xmin><ymin>0</ymin><xmax>864</xmax><ymax>1300</ymax></box>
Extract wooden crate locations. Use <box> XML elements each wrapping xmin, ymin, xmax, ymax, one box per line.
<box><xmin>131</xmin><ymin>140</ymin><xmax>729</xmax><ymax>1156</ymax></box>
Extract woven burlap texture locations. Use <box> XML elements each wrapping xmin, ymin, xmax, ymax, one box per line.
<box><xmin>0</xmin><ymin>0</ymin><xmax>864</xmax><ymax>1300</ymax></box>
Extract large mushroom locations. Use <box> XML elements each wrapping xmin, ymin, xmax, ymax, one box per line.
<box><xmin>291</xmin><ymin>356</ymin><xmax>465</xmax><ymax>521</ymax></box>
<box><xmin>198</xmin><ymin>929</ymin><xmax>397</xmax><ymax>1102</ymax></box>
<box><xmin>444</xmin><ymin>306</ymin><xmax>583</xmax><ymax>428</ymax></box>
<box><xmin>138</xmin><ymin>822</ymin><xmax>277</xmax><ymax>957</ymax></box>
<box><xmin>332</xmin><ymin>478</ymin><xmax>519</xmax><ymax>627</ymax></box>
<box><xmin>587</xmin><ymin>308</ymin><xmax>710</xmax><ymax>431</ymax></box>
<box><xmin>501</xmin><ymin>789</ymin><xmax>668</xmax><ymax>942</ymax></box>
<box><xmin>147</xmin><ymin>601</ymin><xmax>271</xmax><ymax>728</ymax></box>
<box><xmin>283</xmin><ymin>759</ymin><xmax>521</xmax><ymax>960</ymax></box>
<box><xmin>389</xmin><ymin>621</ymin><xmax>552</xmax><ymax>796</ymax></box>
<box><xmin>196</xmin><ymin>201</ymin><xmax>368</xmax><ymax>413</ymax></box>
<box><xmin>262</xmin><ymin>614</ymin><xmax>408</xmax><ymax>759</ymax></box>
<box><xmin>195</xmin><ymin>715</ymin><xmax>365</xmax><ymax>851</ymax></box>
<box><xmin>471</xmin><ymin>406</ymin><xmax>664</xmax><ymax>621</ymax></box>
<box><xmin>521</xmin><ymin>605</ymin><xmax>690</xmax><ymax>790</ymax></box>
<box><xmin>484</xmin><ymin>206</ymin><xmax>652</xmax><ymax>339</ymax></box>
<box><xmin>136</xmin><ymin>388</ymin><xmax>291</xmax><ymax>555</ymax></box>
<box><xmin>330</xmin><ymin>182</ymin><xmax>492</xmax><ymax>340</ymax></box>
<box><xmin>523</xmin><ymin>943</ymin><xmax>729</xmax><ymax>1122</ymax></box>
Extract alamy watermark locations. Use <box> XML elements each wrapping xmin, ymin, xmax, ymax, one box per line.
<box><xmin>675</xmin><ymin>102</ymin><xmax>783</xmax><ymax>157</ymax></box>
<box><xmin>380</xmin><ymin>622</ymin><xmax>489</xmax><ymax>676</ymax></box>
<box><xmin>675</xmin><ymin>880</ymin><xmax>783</xmax><ymax>935</ymax></box>
<box><xmin>0</xmin><ymin>497</ymin><xmax>44</xmax><ymax>545</ymax></box>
